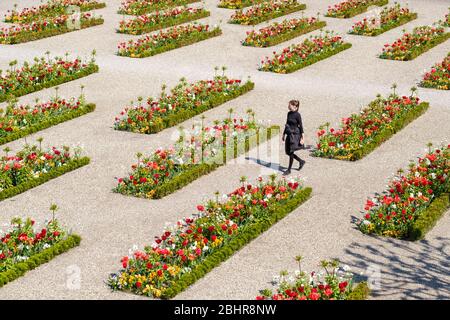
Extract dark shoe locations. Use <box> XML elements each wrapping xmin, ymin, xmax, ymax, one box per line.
<box><xmin>283</xmin><ymin>169</ymin><xmax>291</xmax><ymax>176</ymax></box>
<box><xmin>298</xmin><ymin>159</ymin><xmax>306</xmax><ymax>170</ymax></box>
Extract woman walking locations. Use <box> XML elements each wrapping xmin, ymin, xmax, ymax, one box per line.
<box><xmin>282</xmin><ymin>100</ymin><xmax>305</xmax><ymax>176</ymax></box>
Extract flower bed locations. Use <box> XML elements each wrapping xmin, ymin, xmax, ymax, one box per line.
<box><xmin>359</xmin><ymin>144</ymin><xmax>450</xmax><ymax>240</ymax></box>
<box><xmin>0</xmin><ymin>96</ymin><xmax>95</xmax><ymax>146</ymax></box>
<box><xmin>114</xmin><ymin>73</ymin><xmax>254</xmax><ymax>134</ymax></box>
<box><xmin>420</xmin><ymin>54</ymin><xmax>450</xmax><ymax>91</ymax></box>
<box><xmin>0</xmin><ymin>54</ymin><xmax>98</xmax><ymax>103</ymax></box>
<box><xmin>444</xmin><ymin>8</ymin><xmax>449</xmax><ymax>27</ymax></box>
<box><xmin>379</xmin><ymin>25</ymin><xmax>450</xmax><ymax>61</ymax></box>
<box><xmin>349</xmin><ymin>4</ymin><xmax>417</xmax><ymax>36</ymax></box>
<box><xmin>313</xmin><ymin>87</ymin><xmax>429</xmax><ymax>161</ymax></box>
<box><xmin>259</xmin><ymin>32</ymin><xmax>351</xmax><ymax>73</ymax></box>
<box><xmin>0</xmin><ymin>213</ymin><xmax>80</xmax><ymax>288</ymax></box>
<box><xmin>242</xmin><ymin>17</ymin><xmax>326</xmax><ymax>47</ymax></box>
<box><xmin>108</xmin><ymin>175</ymin><xmax>312</xmax><ymax>298</ymax></box>
<box><xmin>117</xmin><ymin>24</ymin><xmax>222</xmax><ymax>58</ymax></box>
<box><xmin>117</xmin><ymin>7</ymin><xmax>210</xmax><ymax>35</ymax></box>
<box><xmin>229</xmin><ymin>0</ymin><xmax>306</xmax><ymax>26</ymax></box>
<box><xmin>0</xmin><ymin>141</ymin><xmax>89</xmax><ymax>201</ymax></box>
<box><xmin>118</xmin><ymin>0</ymin><xmax>200</xmax><ymax>15</ymax></box>
<box><xmin>114</xmin><ymin>113</ymin><xmax>279</xmax><ymax>199</ymax></box>
<box><xmin>326</xmin><ymin>0</ymin><xmax>388</xmax><ymax>19</ymax></box>
<box><xmin>218</xmin><ymin>0</ymin><xmax>267</xmax><ymax>10</ymax></box>
<box><xmin>4</xmin><ymin>0</ymin><xmax>106</xmax><ymax>23</ymax></box>
<box><xmin>256</xmin><ymin>258</ymin><xmax>369</xmax><ymax>300</ymax></box>
<box><xmin>0</xmin><ymin>13</ymin><xmax>104</xmax><ymax>45</ymax></box>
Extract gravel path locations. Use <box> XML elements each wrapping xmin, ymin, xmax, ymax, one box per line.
<box><xmin>0</xmin><ymin>0</ymin><xmax>449</xmax><ymax>300</ymax></box>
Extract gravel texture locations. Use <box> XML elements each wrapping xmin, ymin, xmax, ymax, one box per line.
<box><xmin>0</xmin><ymin>0</ymin><xmax>449</xmax><ymax>300</ymax></box>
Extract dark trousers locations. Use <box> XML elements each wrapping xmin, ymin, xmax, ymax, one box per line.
<box><xmin>287</xmin><ymin>152</ymin><xmax>302</xmax><ymax>170</ymax></box>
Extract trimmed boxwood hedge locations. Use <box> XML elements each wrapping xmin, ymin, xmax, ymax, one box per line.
<box><xmin>117</xmin><ymin>10</ymin><xmax>210</xmax><ymax>35</ymax></box>
<box><xmin>0</xmin><ymin>234</ymin><xmax>81</xmax><ymax>288</ymax></box>
<box><xmin>149</xmin><ymin>125</ymin><xmax>280</xmax><ymax>199</ymax></box>
<box><xmin>119</xmin><ymin>81</ymin><xmax>255</xmax><ymax>134</ymax></box>
<box><xmin>261</xmin><ymin>42</ymin><xmax>352</xmax><ymax>74</ymax></box>
<box><xmin>160</xmin><ymin>186</ymin><xmax>312</xmax><ymax>299</ymax></box>
<box><xmin>120</xmin><ymin>27</ymin><xmax>222</xmax><ymax>58</ymax></box>
<box><xmin>314</xmin><ymin>102</ymin><xmax>430</xmax><ymax>161</ymax></box>
<box><xmin>348</xmin><ymin>282</ymin><xmax>370</xmax><ymax>300</ymax></box>
<box><xmin>243</xmin><ymin>20</ymin><xmax>327</xmax><ymax>47</ymax></box>
<box><xmin>349</xmin><ymin>13</ymin><xmax>418</xmax><ymax>37</ymax></box>
<box><xmin>326</xmin><ymin>0</ymin><xmax>388</xmax><ymax>19</ymax></box>
<box><xmin>1</xmin><ymin>18</ymin><xmax>104</xmax><ymax>45</ymax></box>
<box><xmin>380</xmin><ymin>32</ymin><xmax>450</xmax><ymax>61</ymax></box>
<box><xmin>407</xmin><ymin>188</ymin><xmax>450</xmax><ymax>241</ymax></box>
<box><xmin>0</xmin><ymin>103</ymin><xmax>96</xmax><ymax>146</ymax></box>
<box><xmin>218</xmin><ymin>0</ymin><xmax>267</xmax><ymax>9</ymax></box>
<box><xmin>229</xmin><ymin>3</ymin><xmax>306</xmax><ymax>26</ymax></box>
<box><xmin>0</xmin><ymin>157</ymin><xmax>90</xmax><ymax>201</ymax></box>
<box><xmin>0</xmin><ymin>65</ymin><xmax>99</xmax><ymax>103</ymax></box>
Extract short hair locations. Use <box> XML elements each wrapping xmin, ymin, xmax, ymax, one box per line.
<box><xmin>289</xmin><ymin>100</ymin><xmax>300</xmax><ymax>110</ymax></box>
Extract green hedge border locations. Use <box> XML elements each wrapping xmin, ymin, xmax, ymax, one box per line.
<box><xmin>159</xmin><ymin>186</ymin><xmax>312</xmax><ymax>299</ymax></box>
<box><xmin>0</xmin><ymin>103</ymin><xmax>96</xmax><ymax>146</ymax></box>
<box><xmin>325</xmin><ymin>0</ymin><xmax>388</xmax><ymax>19</ymax></box>
<box><xmin>1</xmin><ymin>18</ymin><xmax>104</xmax><ymax>45</ymax></box>
<box><xmin>243</xmin><ymin>20</ymin><xmax>326</xmax><ymax>47</ymax></box>
<box><xmin>260</xmin><ymin>42</ymin><xmax>352</xmax><ymax>74</ymax></box>
<box><xmin>347</xmin><ymin>282</ymin><xmax>370</xmax><ymax>300</ymax></box>
<box><xmin>218</xmin><ymin>0</ymin><xmax>267</xmax><ymax>10</ymax></box>
<box><xmin>0</xmin><ymin>157</ymin><xmax>90</xmax><ymax>202</ymax></box>
<box><xmin>115</xmin><ymin>125</ymin><xmax>280</xmax><ymax>199</ymax></box>
<box><xmin>313</xmin><ymin>102</ymin><xmax>429</xmax><ymax>161</ymax></box>
<box><xmin>407</xmin><ymin>189</ymin><xmax>449</xmax><ymax>241</ymax></box>
<box><xmin>380</xmin><ymin>32</ymin><xmax>450</xmax><ymax>61</ymax></box>
<box><xmin>229</xmin><ymin>3</ymin><xmax>306</xmax><ymax>26</ymax></box>
<box><xmin>118</xmin><ymin>27</ymin><xmax>222</xmax><ymax>58</ymax></box>
<box><xmin>349</xmin><ymin>13</ymin><xmax>417</xmax><ymax>37</ymax></box>
<box><xmin>118</xmin><ymin>0</ymin><xmax>200</xmax><ymax>15</ymax></box>
<box><xmin>0</xmin><ymin>234</ymin><xmax>81</xmax><ymax>288</ymax></box>
<box><xmin>117</xmin><ymin>10</ymin><xmax>210</xmax><ymax>35</ymax></box>
<box><xmin>419</xmin><ymin>53</ymin><xmax>450</xmax><ymax>90</ymax></box>
<box><xmin>0</xmin><ymin>65</ymin><xmax>99</xmax><ymax>103</ymax></box>
<box><xmin>116</xmin><ymin>81</ymin><xmax>255</xmax><ymax>134</ymax></box>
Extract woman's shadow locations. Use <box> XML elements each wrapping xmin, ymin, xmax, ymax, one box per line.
<box><xmin>245</xmin><ymin>145</ymin><xmax>313</xmax><ymax>173</ymax></box>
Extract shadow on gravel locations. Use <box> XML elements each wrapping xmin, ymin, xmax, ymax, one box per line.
<box><xmin>342</xmin><ymin>237</ymin><xmax>450</xmax><ymax>299</ymax></box>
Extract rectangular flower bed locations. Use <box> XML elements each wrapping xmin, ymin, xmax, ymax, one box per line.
<box><xmin>218</xmin><ymin>0</ymin><xmax>267</xmax><ymax>10</ymax></box>
<box><xmin>0</xmin><ymin>142</ymin><xmax>90</xmax><ymax>201</ymax></box>
<box><xmin>444</xmin><ymin>8</ymin><xmax>449</xmax><ymax>27</ymax></box>
<box><xmin>114</xmin><ymin>112</ymin><xmax>279</xmax><ymax>199</ymax></box>
<box><xmin>0</xmin><ymin>215</ymin><xmax>80</xmax><ymax>288</ymax></box>
<box><xmin>256</xmin><ymin>259</ymin><xmax>369</xmax><ymax>300</ymax></box>
<box><xmin>108</xmin><ymin>175</ymin><xmax>312</xmax><ymax>298</ymax></box>
<box><xmin>0</xmin><ymin>54</ymin><xmax>98</xmax><ymax>103</ymax></box>
<box><xmin>0</xmin><ymin>13</ymin><xmax>104</xmax><ymax>45</ymax></box>
<box><xmin>326</xmin><ymin>0</ymin><xmax>388</xmax><ymax>19</ymax></box>
<box><xmin>117</xmin><ymin>7</ymin><xmax>210</xmax><ymax>35</ymax></box>
<box><xmin>114</xmin><ymin>73</ymin><xmax>254</xmax><ymax>134</ymax></box>
<box><xmin>242</xmin><ymin>17</ymin><xmax>326</xmax><ymax>47</ymax></box>
<box><xmin>379</xmin><ymin>25</ymin><xmax>450</xmax><ymax>61</ymax></box>
<box><xmin>118</xmin><ymin>0</ymin><xmax>200</xmax><ymax>15</ymax></box>
<box><xmin>4</xmin><ymin>0</ymin><xmax>106</xmax><ymax>23</ymax></box>
<box><xmin>420</xmin><ymin>53</ymin><xmax>450</xmax><ymax>90</ymax></box>
<box><xmin>359</xmin><ymin>144</ymin><xmax>450</xmax><ymax>240</ymax></box>
<box><xmin>229</xmin><ymin>0</ymin><xmax>306</xmax><ymax>26</ymax></box>
<box><xmin>349</xmin><ymin>4</ymin><xmax>417</xmax><ymax>36</ymax></box>
<box><xmin>0</xmin><ymin>96</ymin><xmax>95</xmax><ymax>146</ymax></box>
<box><xmin>117</xmin><ymin>24</ymin><xmax>222</xmax><ymax>58</ymax></box>
<box><xmin>313</xmin><ymin>87</ymin><xmax>429</xmax><ymax>161</ymax></box>
<box><xmin>259</xmin><ymin>32</ymin><xmax>351</xmax><ymax>73</ymax></box>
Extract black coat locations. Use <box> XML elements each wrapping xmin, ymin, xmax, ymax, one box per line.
<box><xmin>283</xmin><ymin>111</ymin><xmax>303</xmax><ymax>155</ymax></box>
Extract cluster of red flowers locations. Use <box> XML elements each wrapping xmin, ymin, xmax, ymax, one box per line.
<box><xmin>380</xmin><ymin>25</ymin><xmax>447</xmax><ymax>60</ymax></box>
<box><xmin>229</xmin><ymin>0</ymin><xmax>303</xmax><ymax>25</ymax></box>
<box><xmin>359</xmin><ymin>145</ymin><xmax>450</xmax><ymax>238</ymax></box>
<box><xmin>117</xmin><ymin>23</ymin><xmax>220</xmax><ymax>57</ymax></box>
<box><xmin>326</xmin><ymin>0</ymin><xmax>386</xmax><ymax>18</ymax></box>
<box><xmin>118</xmin><ymin>0</ymin><xmax>199</xmax><ymax>15</ymax></box>
<box><xmin>420</xmin><ymin>54</ymin><xmax>450</xmax><ymax>90</ymax></box>
<box><xmin>218</xmin><ymin>0</ymin><xmax>266</xmax><ymax>10</ymax></box>
<box><xmin>117</xmin><ymin>6</ymin><xmax>208</xmax><ymax>34</ymax></box>
<box><xmin>108</xmin><ymin>176</ymin><xmax>304</xmax><ymax>297</ymax></box>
